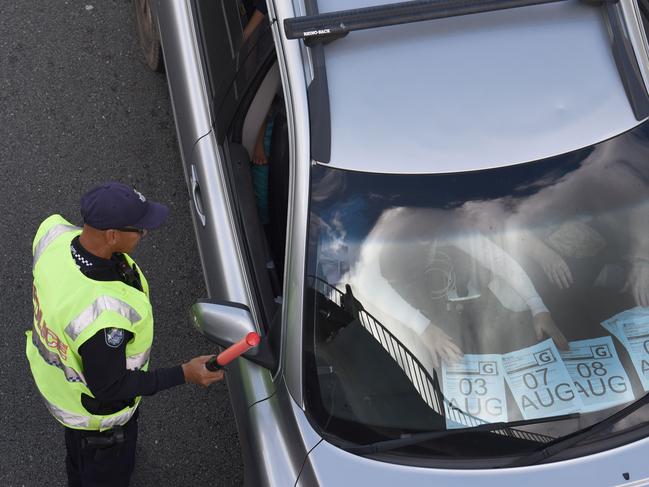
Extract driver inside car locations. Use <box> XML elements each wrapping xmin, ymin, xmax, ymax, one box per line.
<box><xmin>340</xmin><ymin>206</ymin><xmax>568</xmax><ymax>370</ymax></box>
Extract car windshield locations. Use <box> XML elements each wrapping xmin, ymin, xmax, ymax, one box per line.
<box><xmin>303</xmin><ymin>120</ymin><xmax>649</xmax><ymax>464</ymax></box>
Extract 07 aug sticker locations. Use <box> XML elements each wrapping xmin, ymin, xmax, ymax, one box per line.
<box><xmin>503</xmin><ymin>339</ymin><xmax>582</xmax><ymax>420</ymax></box>
<box><xmin>442</xmin><ymin>354</ymin><xmax>507</xmax><ymax>428</ymax></box>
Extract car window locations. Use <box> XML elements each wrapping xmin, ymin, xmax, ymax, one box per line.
<box><xmin>303</xmin><ymin>119</ymin><xmax>649</xmax><ymax>464</ymax></box>
<box><xmin>194</xmin><ymin>1</ymin><xmax>240</xmax><ymax>104</ymax></box>
<box><xmin>221</xmin><ymin>59</ymin><xmax>288</xmax><ymax>373</ymax></box>
<box><xmin>194</xmin><ymin>1</ymin><xmax>274</xmax><ymax>139</ymax></box>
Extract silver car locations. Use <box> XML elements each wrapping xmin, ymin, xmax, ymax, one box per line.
<box><xmin>136</xmin><ymin>0</ymin><xmax>649</xmax><ymax>485</ymax></box>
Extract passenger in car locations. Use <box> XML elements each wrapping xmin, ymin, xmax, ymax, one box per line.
<box><xmin>250</xmin><ymin>106</ymin><xmax>273</xmax><ymax>228</ymax></box>
<box><xmin>242</xmin><ymin>0</ymin><xmax>268</xmax><ymax>43</ymax></box>
<box><xmin>339</xmin><ymin>206</ymin><xmax>568</xmax><ymax>370</ymax></box>
<box><xmin>501</xmin><ymin>140</ymin><xmax>649</xmax><ymax>318</ymax></box>
<box><xmin>250</xmin><ymin>95</ymin><xmax>289</xmax><ymax>274</ymax></box>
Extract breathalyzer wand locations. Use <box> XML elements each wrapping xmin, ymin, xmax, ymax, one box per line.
<box><xmin>205</xmin><ymin>332</ymin><xmax>261</xmax><ymax>371</ymax></box>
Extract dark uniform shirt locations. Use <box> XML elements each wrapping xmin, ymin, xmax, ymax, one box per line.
<box><xmin>70</xmin><ymin>236</ymin><xmax>185</xmax><ymax>415</ymax></box>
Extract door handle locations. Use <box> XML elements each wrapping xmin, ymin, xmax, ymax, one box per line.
<box><xmin>190</xmin><ymin>164</ymin><xmax>206</xmax><ymax>227</ymax></box>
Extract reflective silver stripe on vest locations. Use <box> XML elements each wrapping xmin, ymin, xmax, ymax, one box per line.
<box><xmin>126</xmin><ymin>348</ymin><xmax>151</xmax><ymax>371</ymax></box>
<box><xmin>43</xmin><ymin>399</ymin><xmax>91</xmax><ymax>429</ymax></box>
<box><xmin>41</xmin><ymin>394</ymin><xmax>137</xmax><ymax>430</ymax></box>
<box><xmin>99</xmin><ymin>406</ymin><xmax>138</xmax><ymax>430</ymax></box>
<box><xmin>31</xmin><ymin>327</ymin><xmax>87</xmax><ymax>385</ymax></box>
<box><xmin>65</xmin><ymin>296</ymin><xmax>142</xmax><ymax>341</ymax></box>
<box><xmin>33</xmin><ymin>223</ymin><xmax>80</xmax><ymax>268</ymax></box>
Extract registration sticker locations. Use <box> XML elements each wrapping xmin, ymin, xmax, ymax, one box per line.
<box><xmin>602</xmin><ymin>314</ymin><xmax>628</xmax><ymax>345</ymax></box>
<box><xmin>442</xmin><ymin>354</ymin><xmax>507</xmax><ymax>429</ymax></box>
<box><xmin>602</xmin><ymin>308</ymin><xmax>649</xmax><ymax>391</ymax></box>
<box><xmin>503</xmin><ymin>339</ymin><xmax>582</xmax><ymax>420</ymax></box>
<box><xmin>561</xmin><ymin>337</ymin><xmax>634</xmax><ymax>412</ymax></box>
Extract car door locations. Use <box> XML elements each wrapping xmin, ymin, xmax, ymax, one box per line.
<box><xmin>191</xmin><ymin>0</ymin><xmax>279</xmax><ymax>321</ymax></box>
<box><xmin>155</xmin><ymin>0</ymin><xmax>272</xmax><ymax>301</ymax></box>
<box><xmin>157</xmin><ymin>0</ymin><xmax>282</xmax><ymax>391</ymax></box>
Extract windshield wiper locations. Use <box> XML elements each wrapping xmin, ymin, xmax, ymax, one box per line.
<box><xmin>508</xmin><ymin>391</ymin><xmax>649</xmax><ymax>467</ymax></box>
<box><xmin>343</xmin><ymin>414</ymin><xmax>576</xmax><ymax>455</ymax></box>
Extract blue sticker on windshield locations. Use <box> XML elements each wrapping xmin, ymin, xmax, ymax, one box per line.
<box><xmin>503</xmin><ymin>339</ymin><xmax>582</xmax><ymax>420</ymax></box>
<box><xmin>442</xmin><ymin>354</ymin><xmax>507</xmax><ymax>429</ymax></box>
<box><xmin>602</xmin><ymin>308</ymin><xmax>649</xmax><ymax>392</ymax></box>
<box><xmin>602</xmin><ymin>313</ymin><xmax>627</xmax><ymax>345</ymax></box>
<box><xmin>560</xmin><ymin>337</ymin><xmax>634</xmax><ymax>413</ymax></box>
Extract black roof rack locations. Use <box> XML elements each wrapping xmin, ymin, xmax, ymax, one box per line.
<box><xmin>285</xmin><ymin>0</ymin><xmax>571</xmax><ymax>44</ymax></box>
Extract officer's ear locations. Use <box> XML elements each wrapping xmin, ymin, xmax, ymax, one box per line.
<box><xmin>104</xmin><ymin>229</ymin><xmax>120</xmax><ymax>246</ymax></box>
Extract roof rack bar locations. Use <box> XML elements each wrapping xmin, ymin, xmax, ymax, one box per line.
<box><xmin>285</xmin><ymin>0</ymin><xmax>569</xmax><ymax>43</ymax></box>
<box><xmin>303</xmin><ymin>0</ymin><xmax>333</xmax><ymax>162</ymax></box>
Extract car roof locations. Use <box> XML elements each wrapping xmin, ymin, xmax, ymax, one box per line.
<box><xmin>313</xmin><ymin>0</ymin><xmax>644</xmax><ymax>174</ymax></box>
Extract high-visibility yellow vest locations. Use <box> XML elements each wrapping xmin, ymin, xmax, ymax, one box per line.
<box><xmin>26</xmin><ymin>214</ymin><xmax>154</xmax><ymax>431</ymax></box>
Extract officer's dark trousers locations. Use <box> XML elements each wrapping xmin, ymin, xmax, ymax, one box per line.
<box><xmin>64</xmin><ymin>414</ymin><xmax>138</xmax><ymax>487</ymax></box>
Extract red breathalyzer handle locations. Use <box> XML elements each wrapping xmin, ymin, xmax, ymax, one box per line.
<box><xmin>205</xmin><ymin>332</ymin><xmax>261</xmax><ymax>371</ymax></box>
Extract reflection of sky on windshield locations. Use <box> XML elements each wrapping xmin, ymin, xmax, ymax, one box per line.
<box><xmin>460</xmin><ymin>130</ymin><xmax>649</xmax><ymax>233</ymax></box>
<box><xmin>315</xmin><ymin>125</ymin><xmax>649</xmax><ymax>288</ymax></box>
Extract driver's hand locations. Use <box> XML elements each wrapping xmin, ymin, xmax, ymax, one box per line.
<box><xmin>252</xmin><ymin>140</ymin><xmax>268</xmax><ymax>165</ymax></box>
<box><xmin>420</xmin><ymin>323</ymin><xmax>463</xmax><ymax>368</ymax></box>
<box><xmin>533</xmin><ymin>312</ymin><xmax>569</xmax><ymax>350</ymax></box>
<box><xmin>625</xmin><ymin>262</ymin><xmax>649</xmax><ymax>308</ymax></box>
<box><xmin>532</xmin><ymin>243</ymin><xmax>573</xmax><ymax>290</ymax></box>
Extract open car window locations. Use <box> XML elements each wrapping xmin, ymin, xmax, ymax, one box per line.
<box><xmin>194</xmin><ymin>0</ymin><xmax>275</xmax><ymax>140</ymax></box>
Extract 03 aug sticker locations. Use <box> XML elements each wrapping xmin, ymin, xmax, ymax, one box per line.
<box><xmin>442</xmin><ymin>354</ymin><xmax>507</xmax><ymax>428</ymax></box>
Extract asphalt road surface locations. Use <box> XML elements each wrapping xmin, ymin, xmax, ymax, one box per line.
<box><xmin>0</xmin><ymin>2</ymin><xmax>244</xmax><ymax>485</ymax></box>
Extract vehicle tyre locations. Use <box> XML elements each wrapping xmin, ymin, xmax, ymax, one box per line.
<box><xmin>134</xmin><ymin>0</ymin><xmax>164</xmax><ymax>72</ymax></box>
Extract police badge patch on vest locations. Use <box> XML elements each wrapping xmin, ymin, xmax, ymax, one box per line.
<box><xmin>105</xmin><ymin>328</ymin><xmax>125</xmax><ymax>348</ymax></box>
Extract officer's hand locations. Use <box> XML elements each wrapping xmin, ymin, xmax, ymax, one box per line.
<box><xmin>533</xmin><ymin>312</ymin><xmax>569</xmax><ymax>350</ymax></box>
<box><xmin>182</xmin><ymin>355</ymin><xmax>225</xmax><ymax>387</ymax></box>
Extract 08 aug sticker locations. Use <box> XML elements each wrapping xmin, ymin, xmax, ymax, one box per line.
<box><xmin>503</xmin><ymin>339</ymin><xmax>582</xmax><ymax>420</ymax></box>
<box><xmin>560</xmin><ymin>337</ymin><xmax>633</xmax><ymax>412</ymax></box>
<box><xmin>442</xmin><ymin>354</ymin><xmax>507</xmax><ymax>428</ymax></box>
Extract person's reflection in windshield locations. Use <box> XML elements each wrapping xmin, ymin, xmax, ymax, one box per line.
<box><xmin>498</xmin><ymin>131</ymin><xmax>649</xmax><ymax>335</ymax></box>
<box><xmin>338</xmin><ymin>206</ymin><xmax>568</xmax><ymax>374</ymax></box>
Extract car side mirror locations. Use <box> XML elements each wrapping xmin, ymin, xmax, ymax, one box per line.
<box><xmin>190</xmin><ymin>299</ymin><xmax>277</xmax><ymax>370</ymax></box>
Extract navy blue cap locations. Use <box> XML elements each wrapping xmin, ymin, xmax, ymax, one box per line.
<box><xmin>80</xmin><ymin>182</ymin><xmax>169</xmax><ymax>230</ymax></box>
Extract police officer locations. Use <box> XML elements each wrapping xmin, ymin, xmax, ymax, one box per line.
<box><xmin>26</xmin><ymin>182</ymin><xmax>224</xmax><ymax>487</ymax></box>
